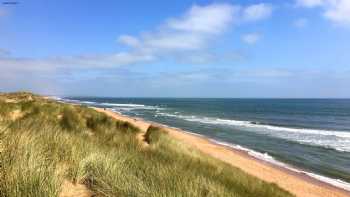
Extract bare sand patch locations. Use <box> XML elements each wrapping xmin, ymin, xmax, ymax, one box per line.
<box><xmin>60</xmin><ymin>180</ymin><xmax>93</xmax><ymax>197</ymax></box>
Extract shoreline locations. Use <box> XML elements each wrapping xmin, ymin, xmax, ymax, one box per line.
<box><xmin>94</xmin><ymin>107</ymin><xmax>350</xmax><ymax>197</ymax></box>
<box><xmin>153</xmin><ymin>122</ymin><xmax>350</xmax><ymax>196</ymax></box>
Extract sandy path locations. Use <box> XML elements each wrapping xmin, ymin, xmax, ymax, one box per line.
<box><xmin>59</xmin><ymin>180</ymin><xmax>93</xmax><ymax>197</ymax></box>
<box><xmin>96</xmin><ymin>108</ymin><xmax>350</xmax><ymax>197</ymax></box>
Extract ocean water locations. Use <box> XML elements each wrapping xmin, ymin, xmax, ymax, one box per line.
<box><xmin>60</xmin><ymin>97</ymin><xmax>350</xmax><ymax>189</ymax></box>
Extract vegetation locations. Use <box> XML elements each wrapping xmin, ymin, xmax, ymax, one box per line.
<box><xmin>0</xmin><ymin>92</ymin><xmax>293</xmax><ymax>197</ymax></box>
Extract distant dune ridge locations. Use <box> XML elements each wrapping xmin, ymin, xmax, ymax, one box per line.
<box><xmin>0</xmin><ymin>92</ymin><xmax>348</xmax><ymax>197</ymax></box>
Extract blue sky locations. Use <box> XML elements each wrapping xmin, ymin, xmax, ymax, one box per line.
<box><xmin>0</xmin><ymin>0</ymin><xmax>349</xmax><ymax>97</ymax></box>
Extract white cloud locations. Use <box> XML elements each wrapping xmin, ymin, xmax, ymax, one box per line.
<box><xmin>143</xmin><ymin>33</ymin><xmax>207</xmax><ymax>51</ymax></box>
<box><xmin>296</xmin><ymin>0</ymin><xmax>324</xmax><ymax>7</ymax></box>
<box><xmin>70</xmin><ymin>52</ymin><xmax>156</xmax><ymax>68</ymax></box>
<box><xmin>167</xmin><ymin>4</ymin><xmax>237</xmax><ymax>34</ymax></box>
<box><xmin>323</xmin><ymin>0</ymin><xmax>350</xmax><ymax>26</ymax></box>
<box><xmin>0</xmin><ymin>57</ymin><xmax>56</xmax><ymax>72</ymax></box>
<box><xmin>242</xmin><ymin>33</ymin><xmax>261</xmax><ymax>44</ymax></box>
<box><xmin>294</xmin><ymin>18</ymin><xmax>309</xmax><ymax>27</ymax></box>
<box><xmin>121</xmin><ymin>3</ymin><xmax>238</xmax><ymax>53</ymax></box>
<box><xmin>242</xmin><ymin>3</ymin><xmax>273</xmax><ymax>22</ymax></box>
<box><xmin>1</xmin><ymin>3</ymin><xmax>273</xmax><ymax>77</ymax></box>
<box><xmin>0</xmin><ymin>52</ymin><xmax>155</xmax><ymax>72</ymax></box>
<box><xmin>117</xmin><ymin>35</ymin><xmax>141</xmax><ymax>48</ymax></box>
<box><xmin>297</xmin><ymin>0</ymin><xmax>350</xmax><ymax>26</ymax></box>
<box><xmin>118</xmin><ymin>3</ymin><xmax>272</xmax><ymax>56</ymax></box>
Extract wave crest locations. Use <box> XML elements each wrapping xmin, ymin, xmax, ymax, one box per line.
<box><xmin>156</xmin><ymin>111</ymin><xmax>350</xmax><ymax>152</ymax></box>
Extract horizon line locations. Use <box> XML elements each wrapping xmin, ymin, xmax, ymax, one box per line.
<box><xmin>52</xmin><ymin>95</ymin><xmax>350</xmax><ymax>99</ymax></box>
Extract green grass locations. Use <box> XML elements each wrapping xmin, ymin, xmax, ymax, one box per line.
<box><xmin>0</xmin><ymin>92</ymin><xmax>293</xmax><ymax>197</ymax></box>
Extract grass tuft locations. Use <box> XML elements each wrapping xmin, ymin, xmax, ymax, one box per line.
<box><xmin>60</xmin><ymin>107</ymin><xmax>83</xmax><ymax>131</ymax></box>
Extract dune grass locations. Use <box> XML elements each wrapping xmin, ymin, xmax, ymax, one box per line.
<box><xmin>0</xmin><ymin>92</ymin><xmax>293</xmax><ymax>197</ymax></box>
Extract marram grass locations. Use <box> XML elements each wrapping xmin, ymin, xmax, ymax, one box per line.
<box><xmin>0</xmin><ymin>92</ymin><xmax>293</xmax><ymax>197</ymax></box>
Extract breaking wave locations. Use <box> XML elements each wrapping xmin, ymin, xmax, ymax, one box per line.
<box><xmin>213</xmin><ymin>140</ymin><xmax>350</xmax><ymax>191</ymax></box>
<box><xmin>155</xmin><ymin>112</ymin><xmax>350</xmax><ymax>152</ymax></box>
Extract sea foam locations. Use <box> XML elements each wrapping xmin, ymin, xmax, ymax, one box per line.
<box><xmin>212</xmin><ymin>140</ymin><xmax>350</xmax><ymax>192</ymax></box>
<box><xmin>155</xmin><ymin>111</ymin><xmax>350</xmax><ymax>152</ymax></box>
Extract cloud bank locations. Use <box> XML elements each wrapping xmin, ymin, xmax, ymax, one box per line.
<box><xmin>1</xmin><ymin>3</ymin><xmax>272</xmax><ymax>74</ymax></box>
<box><xmin>0</xmin><ymin>3</ymin><xmax>275</xmax><ymax>94</ymax></box>
<box><xmin>117</xmin><ymin>3</ymin><xmax>271</xmax><ymax>62</ymax></box>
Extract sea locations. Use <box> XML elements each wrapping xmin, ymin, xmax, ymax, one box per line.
<box><xmin>56</xmin><ymin>97</ymin><xmax>350</xmax><ymax>191</ymax></box>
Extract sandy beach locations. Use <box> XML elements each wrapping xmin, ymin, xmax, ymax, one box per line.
<box><xmin>95</xmin><ymin>107</ymin><xmax>350</xmax><ymax>197</ymax></box>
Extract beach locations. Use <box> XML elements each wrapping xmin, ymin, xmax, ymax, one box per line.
<box><xmin>95</xmin><ymin>107</ymin><xmax>350</xmax><ymax>197</ymax></box>
<box><xmin>4</xmin><ymin>0</ymin><xmax>350</xmax><ymax>195</ymax></box>
<box><xmin>4</xmin><ymin>93</ymin><xmax>300</xmax><ymax>197</ymax></box>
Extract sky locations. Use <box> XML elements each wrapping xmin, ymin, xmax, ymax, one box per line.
<box><xmin>0</xmin><ymin>0</ymin><xmax>349</xmax><ymax>98</ymax></box>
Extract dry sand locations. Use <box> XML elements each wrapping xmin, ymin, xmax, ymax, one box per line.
<box><xmin>59</xmin><ymin>180</ymin><xmax>92</xmax><ymax>197</ymax></box>
<box><xmin>95</xmin><ymin>108</ymin><xmax>350</xmax><ymax>197</ymax></box>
